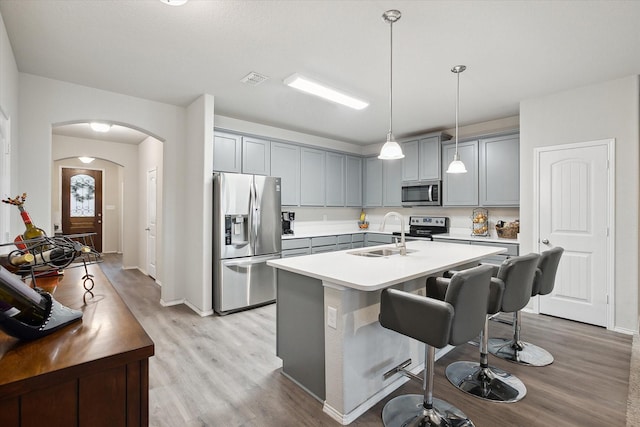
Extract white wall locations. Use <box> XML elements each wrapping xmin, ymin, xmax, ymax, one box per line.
<box><xmin>18</xmin><ymin>73</ymin><xmax>187</xmax><ymax>306</ymax></box>
<box><xmin>184</xmin><ymin>94</ymin><xmax>214</xmax><ymax>315</ymax></box>
<box><xmin>138</xmin><ymin>136</ymin><xmax>163</xmax><ymax>276</ymax></box>
<box><xmin>0</xmin><ymin>10</ymin><xmax>19</xmax><ymax>242</ymax></box>
<box><xmin>520</xmin><ymin>75</ymin><xmax>640</xmax><ymax>332</ymax></box>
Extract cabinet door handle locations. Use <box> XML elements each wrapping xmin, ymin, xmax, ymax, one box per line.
<box><xmin>541</xmin><ymin>239</ymin><xmax>549</xmax><ymax>245</ymax></box>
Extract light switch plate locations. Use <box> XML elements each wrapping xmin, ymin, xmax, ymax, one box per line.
<box><xmin>327</xmin><ymin>306</ymin><xmax>337</xmax><ymax>329</ymax></box>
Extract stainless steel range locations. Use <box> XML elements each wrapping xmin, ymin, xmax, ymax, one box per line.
<box><xmin>393</xmin><ymin>216</ymin><xmax>449</xmax><ymax>240</ymax></box>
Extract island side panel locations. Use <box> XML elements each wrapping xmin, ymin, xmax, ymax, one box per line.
<box><xmin>276</xmin><ymin>269</ymin><xmax>326</xmax><ymax>400</ymax></box>
<box><xmin>323</xmin><ymin>279</ymin><xmax>426</xmax><ymax>418</ymax></box>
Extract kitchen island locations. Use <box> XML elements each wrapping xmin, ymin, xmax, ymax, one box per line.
<box><xmin>267</xmin><ymin>240</ymin><xmax>505</xmax><ymax>425</ymax></box>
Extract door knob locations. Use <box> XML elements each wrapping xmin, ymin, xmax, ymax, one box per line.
<box><xmin>145</xmin><ymin>228</ymin><xmax>150</xmax><ymax>231</ymax></box>
<box><xmin>541</xmin><ymin>239</ymin><xmax>549</xmax><ymax>245</ymax></box>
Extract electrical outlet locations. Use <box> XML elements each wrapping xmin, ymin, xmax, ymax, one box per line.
<box><xmin>327</xmin><ymin>306</ymin><xmax>337</xmax><ymax>329</ymax></box>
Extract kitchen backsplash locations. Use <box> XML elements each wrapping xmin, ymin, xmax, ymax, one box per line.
<box><xmin>286</xmin><ymin>207</ymin><xmax>520</xmax><ymax>237</ymax></box>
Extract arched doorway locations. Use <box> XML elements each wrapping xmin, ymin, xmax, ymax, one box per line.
<box><xmin>51</xmin><ymin>121</ymin><xmax>164</xmax><ymax>278</ymax></box>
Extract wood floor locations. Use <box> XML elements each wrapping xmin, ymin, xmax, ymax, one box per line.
<box><xmin>99</xmin><ymin>254</ymin><xmax>633</xmax><ymax>427</ymax></box>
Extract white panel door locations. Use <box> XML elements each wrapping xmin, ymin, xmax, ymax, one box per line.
<box><xmin>537</xmin><ymin>141</ymin><xmax>611</xmax><ymax>327</ymax></box>
<box><xmin>146</xmin><ymin>168</ymin><xmax>157</xmax><ymax>279</ymax></box>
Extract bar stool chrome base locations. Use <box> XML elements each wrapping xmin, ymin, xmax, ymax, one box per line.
<box><xmin>488</xmin><ymin>338</ymin><xmax>554</xmax><ymax>367</ymax></box>
<box><xmin>445</xmin><ymin>361</ymin><xmax>527</xmax><ymax>403</ymax></box>
<box><xmin>382</xmin><ymin>394</ymin><xmax>475</xmax><ymax>427</ymax></box>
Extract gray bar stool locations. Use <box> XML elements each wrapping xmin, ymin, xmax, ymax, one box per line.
<box><xmin>434</xmin><ymin>253</ymin><xmax>539</xmax><ymax>403</ymax></box>
<box><xmin>379</xmin><ymin>264</ymin><xmax>493</xmax><ymax>427</ymax></box>
<box><xmin>488</xmin><ymin>247</ymin><xmax>564</xmax><ymax>366</ymax></box>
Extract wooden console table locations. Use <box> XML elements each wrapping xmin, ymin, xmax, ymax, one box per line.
<box><xmin>0</xmin><ymin>264</ymin><xmax>154</xmax><ymax>427</ymax></box>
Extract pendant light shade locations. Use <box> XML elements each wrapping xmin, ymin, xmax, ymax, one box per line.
<box><xmin>446</xmin><ymin>65</ymin><xmax>467</xmax><ymax>174</ymax></box>
<box><xmin>378</xmin><ymin>10</ymin><xmax>404</xmax><ymax>160</ymax></box>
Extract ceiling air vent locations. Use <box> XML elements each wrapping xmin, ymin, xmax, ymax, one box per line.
<box><xmin>240</xmin><ymin>72</ymin><xmax>269</xmax><ymax>86</ymax></box>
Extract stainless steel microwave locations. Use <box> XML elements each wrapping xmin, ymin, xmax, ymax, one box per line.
<box><xmin>401</xmin><ymin>181</ymin><xmax>441</xmax><ymax>206</ymax></box>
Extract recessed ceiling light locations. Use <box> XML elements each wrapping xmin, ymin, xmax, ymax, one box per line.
<box><xmin>78</xmin><ymin>157</ymin><xmax>95</xmax><ymax>164</ymax></box>
<box><xmin>90</xmin><ymin>122</ymin><xmax>111</xmax><ymax>132</ymax></box>
<box><xmin>283</xmin><ymin>73</ymin><xmax>369</xmax><ymax>110</ymax></box>
<box><xmin>159</xmin><ymin>0</ymin><xmax>189</xmax><ymax>5</ymax></box>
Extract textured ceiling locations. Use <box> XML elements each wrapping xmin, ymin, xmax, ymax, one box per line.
<box><xmin>2</xmin><ymin>0</ymin><xmax>640</xmax><ymax>145</ymax></box>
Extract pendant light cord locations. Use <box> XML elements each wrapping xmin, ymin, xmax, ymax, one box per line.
<box><xmin>455</xmin><ymin>70</ymin><xmax>459</xmax><ymax>151</ymax></box>
<box><xmin>388</xmin><ymin>19</ymin><xmax>394</xmax><ymax>139</ymax></box>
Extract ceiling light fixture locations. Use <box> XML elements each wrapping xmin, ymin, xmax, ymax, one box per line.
<box><xmin>78</xmin><ymin>157</ymin><xmax>95</xmax><ymax>164</ymax></box>
<box><xmin>283</xmin><ymin>73</ymin><xmax>369</xmax><ymax>110</ymax></box>
<box><xmin>446</xmin><ymin>65</ymin><xmax>468</xmax><ymax>174</ymax></box>
<box><xmin>378</xmin><ymin>10</ymin><xmax>404</xmax><ymax>160</ymax></box>
<box><xmin>90</xmin><ymin>122</ymin><xmax>111</xmax><ymax>132</ymax></box>
<box><xmin>159</xmin><ymin>0</ymin><xmax>189</xmax><ymax>6</ymax></box>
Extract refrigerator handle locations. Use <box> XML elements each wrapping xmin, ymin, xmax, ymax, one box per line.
<box><xmin>250</xmin><ymin>179</ymin><xmax>258</xmax><ymax>250</ymax></box>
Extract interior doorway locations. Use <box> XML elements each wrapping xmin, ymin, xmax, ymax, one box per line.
<box><xmin>61</xmin><ymin>167</ymin><xmax>103</xmax><ymax>252</ymax></box>
<box><xmin>51</xmin><ymin>121</ymin><xmax>163</xmax><ymax>275</ymax></box>
<box><xmin>534</xmin><ymin>139</ymin><xmax>614</xmax><ymax>328</ymax></box>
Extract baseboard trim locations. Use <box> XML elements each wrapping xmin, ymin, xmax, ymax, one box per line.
<box><xmin>322</xmin><ymin>363</ymin><xmax>424</xmax><ymax>425</ymax></box>
<box><xmin>160</xmin><ymin>298</ymin><xmax>184</xmax><ymax>307</ymax></box>
<box><xmin>184</xmin><ymin>299</ymin><xmax>214</xmax><ymax>317</ymax></box>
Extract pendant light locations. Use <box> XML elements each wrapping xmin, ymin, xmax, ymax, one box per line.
<box><xmin>446</xmin><ymin>65</ymin><xmax>468</xmax><ymax>174</ymax></box>
<box><xmin>378</xmin><ymin>10</ymin><xmax>404</xmax><ymax>160</ymax></box>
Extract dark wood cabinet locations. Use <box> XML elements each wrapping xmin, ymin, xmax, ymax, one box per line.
<box><xmin>0</xmin><ymin>265</ymin><xmax>154</xmax><ymax>427</ymax></box>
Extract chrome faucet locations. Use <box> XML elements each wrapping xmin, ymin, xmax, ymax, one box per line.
<box><xmin>380</xmin><ymin>211</ymin><xmax>407</xmax><ymax>255</ymax></box>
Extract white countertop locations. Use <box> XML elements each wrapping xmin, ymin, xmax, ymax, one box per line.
<box><xmin>268</xmin><ymin>240</ymin><xmax>506</xmax><ymax>291</ymax></box>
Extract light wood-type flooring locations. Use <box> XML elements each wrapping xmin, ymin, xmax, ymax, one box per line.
<box><xmin>99</xmin><ymin>254</ymin><xmax>633</xmax><ymax>427</ymax></box>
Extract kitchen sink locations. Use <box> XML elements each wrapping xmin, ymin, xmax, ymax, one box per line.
<box><xmin>348</xmin><ymin>247</ymin><xmax>416</xmax><ymax>257</ymax></box>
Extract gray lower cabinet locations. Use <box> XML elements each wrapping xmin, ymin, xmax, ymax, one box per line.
<box><xmin>213</xmin><ymin>131</ymin><xmax>242</xmax><ymax>173</ymax></box>
<box><xmin>351</xmin><ymin>234</ymin><xmax>364</xmax><ymax>248</ymax></box>
<box><xmin>432</xmin><ymin>237</ymin><xmax>519</xmax><ymax>266</ymax></box>
<box><xmin>470</xmin><ymin>240</ymin><xmax>519</xmax><ymax>265</ymax></box>
<box><xmin>345</xmin><ymin>156</ymin><xmax>363</xmax><ymax>207</ymax></box>
<box><xmin>365</xmin><ymin>233</ymin><xmax>393</xmax><ymax>247</ymax></box>
<box><xmin>479</xmin><ymin>134</ymin><xmax>519</xmax><ymax>206</ymax></box>
<box><xmin>242</xmin><ymin>136</ymin><xmax>270</xmax><ymax>175</ymax></box>
<box><xmin>271</xmin><ymin>142</ymin><xmax>300</xmax><ymax>206</ymax></box>
<box><xmin>311</xmin><ymin>236</ymin><xmax>337</xmax><ymax>253</ymax></box>
<box><xmin>325</xmin><ymin>152</ymin><xmax>345</xmax><ymax>207</ymax></box>
<box><xmin>281</xmin><ymin>238</ymin><xmax>311</xmax><ymax>258</ymax></box>
<box><xmin>442</xmin><ymin>140</ymin><xmax>479</xmax><ymax>206</ymax></box>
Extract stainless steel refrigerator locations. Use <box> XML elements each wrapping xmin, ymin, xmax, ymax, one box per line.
<box><xmin>213</xmin><ymin>172</ymin><xmax>282</xmax><ymax>314</ymax></box>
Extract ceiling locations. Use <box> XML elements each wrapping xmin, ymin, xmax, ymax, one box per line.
<box><xmin>2</xmin><ymin>0</ymin><xmax>640</xmax><ymax>146</ymax></box>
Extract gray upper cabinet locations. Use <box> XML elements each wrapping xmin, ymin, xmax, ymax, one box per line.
<box><xmin>419</xmin><ymin>136</ymin><xmax>442</xmax><ymax>181</ymax></box>
<box><xmin>271</xmin><ymin>142</ymin><xmax>300</xmax><ymax>206</ymax></box>
<box><xmin>345</xmin><ymin>156</ymin><xmax>362</xmax><ymax>207</ymax></box>
<box><xmin>300</xmin><ymin>147</ymin><xmax>326</xmax><ymax>206</ymax></box>
<box><xmin>325</xmin><ymin>152</ymin><xmax>345</xmax><ymax>207</ymax></box>
<box><xmin>401</xmin><ymin>140</ymin><xmax>419</xmax><ymax>181</ymax></box>
<box><xmin>242</xmin><ymin>136</ymin><xmax>270</xmax><ymax>175</ymax></box>
<box><xmin>383</xmin><ymin>159</ymin><xmax>402</xmax><ymax>207</ymax></box>
<box><xmin>479</xmin><ymin>134</ymin><xmax>519</xmax><ymax>206</ymax></box>
<box><xmin>402</xmin><ymin>133</ymin><xmax>447</xmax><ymax>182</ymax></box>
<box><xmin>213</xmin><ymin>131</ymin><xmax>242</xmax><ymax>173</ymax></box>
<box><xmin>442</xmin><ymin>140</ymin><xmax>479</xmax><ymax>206</ymax></box>
<box><xmin>364</xmin><ymin>157</ymin><xmax>383</xmax><ymax>207</ymax></box>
